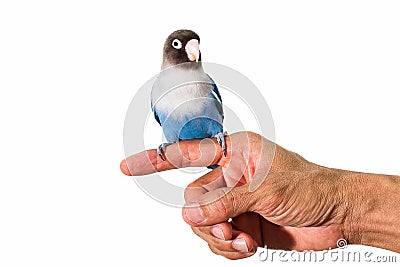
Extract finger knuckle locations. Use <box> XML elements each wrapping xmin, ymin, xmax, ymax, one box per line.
<box><xmin>208</xmin><ymin>244</ymin><xmax>220</xmax><ymax>255</ymax></box>
<box><xmin>212</xmin><ymin>188</ymin><xmax>236</xmax><ymax>216</ymax></box>
<box><xmin>225</xmin><ymin>254</ymin><xmax>241</xmax><ymax>260</ymax></box>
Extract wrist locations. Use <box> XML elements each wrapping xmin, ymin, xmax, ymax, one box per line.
<box><xmin>341</xmin><ymin>171</ymin><xmax>400</xmax><ymax>252</ymax></box>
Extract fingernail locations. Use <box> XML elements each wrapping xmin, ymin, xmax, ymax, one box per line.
<box><xmin>185</xmin><ymin>204</ymin><xmax>205</xmax><ymax>224</ymax></box>
<box><xmin>232</xmin><ymin>238</ymin><xmax>249</xmax><ymax>253</ymax></box>
<box><xmin>211</xmin><ymin>227</ymin><xmax>225</xmax><ymax>240</ymax></box>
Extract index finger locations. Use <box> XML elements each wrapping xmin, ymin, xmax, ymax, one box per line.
<box><xmin>120</xmin><ymin>138</ymin><xmax>228</xmax><ymax>176</ymax></box>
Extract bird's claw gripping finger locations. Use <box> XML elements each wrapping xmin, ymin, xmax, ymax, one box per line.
<box><xmin>216</xmin><ymin>132</ymin><xmax>227</xmax><ymax>157</ymax></box>
<box><xmin>157</xmin><ymin>143</ymin><xmax>173</xmax><ymax>161</ymax></box>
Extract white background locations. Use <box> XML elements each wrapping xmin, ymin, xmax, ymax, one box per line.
<box><xmin>1</xmin><ymin>0</ymin><xmax>399</xmax><ymax>266</ymax></box>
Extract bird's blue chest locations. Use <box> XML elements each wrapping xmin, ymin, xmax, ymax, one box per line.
<box><xmin>151</xmin><ymin>68</ymin><xmax>223</xmax><ymax>142</ymax></box>
<box><xmin>156</xmin><ymin>93</ymin><xmax>223</xmax><ymax>142</ymax></box>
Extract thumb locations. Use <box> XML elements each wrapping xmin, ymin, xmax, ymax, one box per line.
<box><xmin>182</xmin><ymin>185</ymin><xmax>255</xmax><ymax>226</ymax></box>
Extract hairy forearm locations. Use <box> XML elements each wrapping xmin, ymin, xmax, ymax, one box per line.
<box><xmin>341</xmin><ymin>171</ymin><xmax>400</xmax><ymax>253</ymax></box>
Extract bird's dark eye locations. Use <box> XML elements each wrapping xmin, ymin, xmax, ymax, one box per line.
<box><xmin>172</xmin><ymin>39</ymin><xmax>182</xmax><ymax>49</ymax></box>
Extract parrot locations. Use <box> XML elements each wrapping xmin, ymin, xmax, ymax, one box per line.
<box><xmin>151</xmin><ymin>29</ymin><xmax>226</xmax><ymax>167</ymax></box>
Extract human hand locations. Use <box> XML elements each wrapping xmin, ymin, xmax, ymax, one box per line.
<box><xmin>121</xmin><ymin>131</ymin><xmax>400</xmax><ymax>259</ymax></box>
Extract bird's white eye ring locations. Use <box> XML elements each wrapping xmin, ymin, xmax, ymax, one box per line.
<box><xmin>172</xmin><ymin>39</ymin><xmax>182</xmax><ymax>49</ymax></box>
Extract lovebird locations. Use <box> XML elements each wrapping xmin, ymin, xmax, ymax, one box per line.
<box><xmin>151</xmin><ymin>29</ymin><xmax>226</xmax><ymax>165</ymax></box>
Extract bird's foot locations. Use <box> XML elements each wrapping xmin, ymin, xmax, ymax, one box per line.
<box><xmin>157</xmin><ymin>142</ymin><xmax>174</xmax><ymax>161</ymax></box>
<box><xmin>215</xmin><ymin>131</ymin><xmax>228</xmax><ymax>157</ymax></box>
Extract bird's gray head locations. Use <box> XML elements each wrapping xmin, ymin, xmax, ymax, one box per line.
<box><xmin>162</xmin><ymin>29</ymin><xmax>201</xmax><ymax>69</ymax></box>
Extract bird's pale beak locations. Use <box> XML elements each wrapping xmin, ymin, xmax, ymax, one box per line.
<box><xmin>185</xmin><ymin>39</ymin><xmax>200</xmax><ymax>62</ymax></box>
